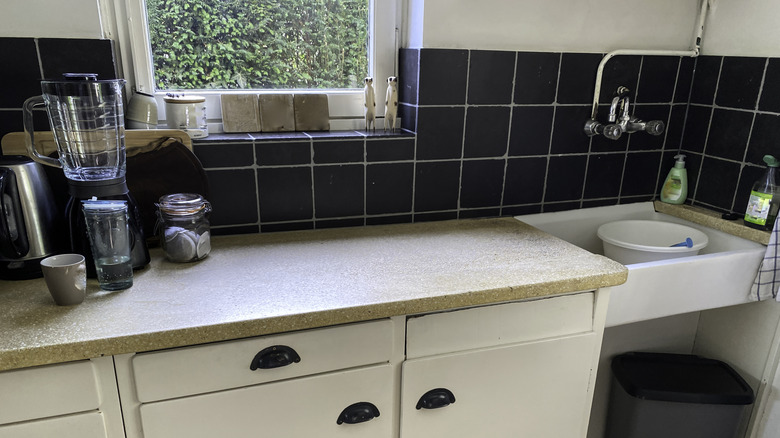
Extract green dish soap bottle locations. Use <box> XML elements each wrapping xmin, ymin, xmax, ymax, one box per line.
<box><xmin>660</xmin><ymin>154</ymin><xmax>688</xmax><ymax>204</ymax></box>
<box><xmin>744</xmin><ymin>155</ymin><xmax>780</xmax><ymax>231</ymax></box>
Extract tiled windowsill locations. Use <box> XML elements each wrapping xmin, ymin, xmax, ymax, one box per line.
<box><xmin>194</xmin><ymin>129</ymin><xmax>415</xmax><ymax>143</ymax></box>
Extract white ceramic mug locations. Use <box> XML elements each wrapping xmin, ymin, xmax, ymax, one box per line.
<box><xmin>127</xmin><ymin>91</ymin><xmax>159</xmax><ymax>129</ymax></box>
<box><xmin>40</xmin><ymin>254</ymin><xmax>87</xmax><ymax>306</ymax></box>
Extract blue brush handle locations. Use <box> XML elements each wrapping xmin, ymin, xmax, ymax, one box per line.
<box><xmin>671</xmin><ymin>237</ymin><xmax>693</xmax><ymax>248</ymax></box>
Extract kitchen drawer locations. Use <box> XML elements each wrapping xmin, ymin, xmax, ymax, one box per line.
<box><xmin>132</xmin><ymin>319</ymin><xmax>395</xmax><ymax>402</ymax></box>
<box><xmin>401</xmin><ymin>333</ymin><xmax>597</xmax><ymax>437</ymax></box>
<box><xmin>0</xmin><ymin>411</ymin><xmax>107</xmax><ymax>438</ymax></box>
<box><xmin>406</xmin><ymin>291</ymin><xmax>594</xmax><ymax>358</ymax></box>
<box><xmin>140</xmin><ymin>364</ymin><xmax>395</xmax><ymax>438</ymax></box>
<box><xmin>0</xmin><ymin>360</ymin><xmax>101</xmax><ymax>425</ymax></box>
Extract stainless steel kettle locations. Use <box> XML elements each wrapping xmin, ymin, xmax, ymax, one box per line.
<box><xmin>0</xmin><ymin>156</ymin><xmax>59</xmax><ymax>280</ymax></box>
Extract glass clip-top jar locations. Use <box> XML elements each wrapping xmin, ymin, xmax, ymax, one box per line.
<box><xmin>156</xmin><ymin>193</ymin><xmax>212</xmax><ymax>262</ymax></box>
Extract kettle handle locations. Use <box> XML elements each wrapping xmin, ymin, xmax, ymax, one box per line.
<box><xmin>0</xmin><ymin>168</ymin><xmax>31</xmax><ymax>259</ymax></box>
<box><xmin>22</xmin><ymin>96</ymin><xmax>62</xmax><ymax>169</ymax></box>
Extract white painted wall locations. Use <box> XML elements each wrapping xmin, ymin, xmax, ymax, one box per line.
<box><xmin>0</xmin><ymin>0</ymin><xmax>102</xmax><ymax>39</ymax></box>
<box><xmin>702</xmin><ymin>0</ymin><xmax>780</xmax><ymax>57</ymax></box>
<box><xmin>2</xmin><ymin>0</ymin><xmax>780</xmax><ymax>57</ymax></box>
<box><xmin>403</xmin><ymin>0</ymin><xmax>780</xmax><ymax>57</ymax></box>
<box><xmin>404</xmin><ymin>0</ymin><xmax>701</xmax><ymax>52</ymax></box>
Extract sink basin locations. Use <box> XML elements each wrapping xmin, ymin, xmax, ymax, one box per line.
<box><xmin>517</xmin><ymin>202</ymin><xmax>766</xmax><ymax>327</ymax></box>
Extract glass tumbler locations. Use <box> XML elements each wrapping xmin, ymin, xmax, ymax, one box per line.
<box><xmin>156</xmin><ymin>193</ymin><xmax>212</xmax><ymax>263</ymax></box>
<box><xmin>82</xmin><ymin>199</ymin><xmax>133</xmax><ymax>290</ymax></box>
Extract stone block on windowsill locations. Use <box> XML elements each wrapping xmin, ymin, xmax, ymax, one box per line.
<box><xmin>220</xmin><ymin>94</ymin><xmax>261</xmax><ymax>133</ymax></box>
<box><xmin>294</xmin><ymin>94</ymin><xmax>330</xmax><ymax>131</ymax></box>
<box><xmin>258</xmin><ymin>94</ymin><xmax>295</xmax><ymax>132</ymax></box>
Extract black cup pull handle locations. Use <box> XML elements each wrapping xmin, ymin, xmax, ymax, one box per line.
<box><xmin>249</xmin><ymin>345</ymin><xmax>301</xmax><ymax>370</ymax></box>
<box><xmin>416</xmin><ymin>388</ymin><xmax>456</xmax><ymax>410</ymax></box>
<box><xmin>336</xmin><ymin>402</ymin><xmax>380</xmax><ymax>425</ymax></box>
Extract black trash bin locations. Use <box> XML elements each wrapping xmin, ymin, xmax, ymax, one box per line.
<box><xmin>606</xmin><ymin>352</ymin><xmax>754</xmax><ymax>438</ymax></box>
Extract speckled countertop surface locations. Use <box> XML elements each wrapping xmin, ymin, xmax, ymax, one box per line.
<box><xmin>0</xmin><ymin>217</ymin><xmax>627</xmax><ymax>372</ymax></box>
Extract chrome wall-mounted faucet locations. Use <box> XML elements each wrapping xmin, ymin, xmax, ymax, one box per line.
<box><xmin>584</xmin><ymin>86</ymin><xmax>665</xmax><ymax>140</ymax></box>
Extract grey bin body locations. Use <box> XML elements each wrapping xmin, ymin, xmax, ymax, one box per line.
<box><xmin>606</xmin><ymin>352</ymin><xmax>754</xmax><ymax>438</ymax></box>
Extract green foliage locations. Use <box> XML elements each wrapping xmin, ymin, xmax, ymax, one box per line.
<box><xmin>146</xmin><ymin>0</ymin><xmax>369</xmax><ymax>90</ymax></box>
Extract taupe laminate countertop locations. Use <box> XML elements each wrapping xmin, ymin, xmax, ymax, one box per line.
<box><xmin>0</xmin><ymin>217</ymin><xmax>627</xmax><ymax>372</ymax></box>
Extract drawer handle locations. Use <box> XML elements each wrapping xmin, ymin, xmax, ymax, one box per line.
<box><xmin>416</xmin><ymin>388</ymin><xmax>456</xmax><ymax>410</ymax></box>
<box><xmin>250</xmin><ymin>345</ymin><xmax>301</xmax><ymax>370</ymax></box>
<box><xmin>336</xmin><ymin>402</ymin><xmax>381</xmax><ymax>425</ymax></box>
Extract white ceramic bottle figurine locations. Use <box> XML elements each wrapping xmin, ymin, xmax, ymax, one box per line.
<box><xmin>384</xmin><ymin>76</ymin><xmax>398</xmax><ymax>132</ymax></box>
<box><xmin>364</xmin><ymin>77</ymin><xmax>376</xmax><ymax>131</ymax></box>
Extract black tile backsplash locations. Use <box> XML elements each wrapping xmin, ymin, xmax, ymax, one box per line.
<box><xmin>681</xmin><ymin>55</ymin><xmax>780</xmax><ymax>214</ymax></box>
<box><xmin>4</xmin><ymin>37</ymin><xmax>777</xmax><ymax>234</ymax></box>
<box><xmin>636</xmin><ymin>56</ymin><xmax>679</xmax><ymax>103</ymax></box>
<box><xmin>0</xmin><ymin>38</ymin><xmax>42</xmax><ymax>109</ymax></box>
<box><xmin>313</xmin><ymin>140</ymin><xmax>364</xmax><ymax>164</ymax></box>
<box><xmin>546</xmin><ymin>155</ymin><xmax>587</xmax><ymax>202</ymax></box>
<box><xmin>584</xmin><ymin>154</ymin><xmax>624</xmax><ymax>199</ymax></box>
<box><xmin>514</xmin><ymin>52</ymin><xmax>560</xmax><ymax>105</ymax></box>
<box><xmin>503</xmin><ymin>157</ymin><xmax>547</xmax><ymax>205</ymax></box>
<box><xmin>194</xmin><ymin>143</ymin><xmax>254</xmax><ymax>168</ymax></box>
<box><xmin>551</xmin><ymin>106</ymin><xmax>592</xmax><ymax>154</ymax></box>
<box><xmin>467</xmin><ymin>50</ymin><xmax>516</xmax><ymax>105</ymax></box>
<box><xmin>715</xmin><ymin>57</ymin><xmax>765</xmax><ymax>110</ymax></box>
<box><xmin>38</xmin><ymin>38</ymin><xmax>117</xmax><ymax>80</ymax></box>
<box><xmin>599</xmin><ymin>55</ymin><xmax>641</xmax><ymax>103</ymax></box>
<box><xmin>366</xmin><ymin>138</ymin><xmax>415</xmax><ymax>162</ymax></box>
<box><xmin>747</xmin><ymin>114</ymin><xmax>780</xmax><ymax>165</ymax></box>
<box><xmin>366</xmin><ymin>163</ymin><xmax>414</xmax><ymax>215</ymax></box>
<box><xmin>759</xmin><ymin>59</ymin><xmax>780</xmax><ymax>113</ymax></box>
<box><xmin>256</xmin><ymin>141</ymin><xmax>311</xmax><ymax>166</ymax></box>
<box><xmin>706</xmin><ymin>109</ymin><xmax>753</xmax><ymax>161</ymax></box>
<box><xmin>415</xmin><ymin>106</ymin><xmax>465</xmax><ymax>160</ymax></box>
<box><xmin>463</xmin><ymin>106</ymin><xmax>510</xmax><ymax>158</ymax></box>
<box><xmin>414</xmin><ymin>161</ymin><xmax>461</xmax><ymax>212</ymax></box>
<box><xmin>313</xmin><ymin>165</ymin><xmax>364</xmax><ymax>218</ymax></box>
<box><xmin>508</xmin><ymin>106</ymin><xmax>554</xmax><ymax>156</ymax></box>
<box><xmin>417</xmin><ymin>49</ymin><xmax>468</xmax><ymax>105</ymax></box>
<box><xmin>690</xmin><ymin>56</ymin><xmax>721</xmax><ymax>105</ymax></box>
<box><xmin>557</xmin><ymin>53</ymin><xmax>602</xmax><ymax>104</ymax></box>
<box><xmin>206</xmin><ymin>169</ymin><xmax>259</xmax><ymax>226</ymax></box>
<box><xmin>460</xmin><ymin>159</ymin><xmax>505</xmax><ymax>208</ymax></box>
<box><xmin>257</xmin><ymin>167</ymin><xmax>313</xmax><ymax>222</ymax></box>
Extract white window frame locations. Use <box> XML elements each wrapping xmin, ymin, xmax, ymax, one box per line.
<box><xmin>99</xmin><ymin>0</ymin><xmax>400</xmax><ymax>132</ymax></box>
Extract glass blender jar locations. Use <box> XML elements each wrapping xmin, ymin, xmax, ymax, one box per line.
<box><xmin>23</xmin><ymin>73</ymin><xmax>150</xmax><ymax>277</ymax></box>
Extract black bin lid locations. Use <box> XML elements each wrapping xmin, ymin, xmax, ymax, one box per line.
<box><xmin>612</xmin><ymin>352</ymin><xmax>754</xmax><ymax>405</ymax></box>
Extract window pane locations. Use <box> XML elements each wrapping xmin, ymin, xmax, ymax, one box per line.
<box><xmin>146</xmin><ymin>0</ymin><xmax>369</xmax><ymax>90</ymax></box>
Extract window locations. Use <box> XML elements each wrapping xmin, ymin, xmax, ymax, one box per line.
<box><xmin>100</xmin><ymin>0</ymin><xmax>399</xmax><ymax>130</ymax></box>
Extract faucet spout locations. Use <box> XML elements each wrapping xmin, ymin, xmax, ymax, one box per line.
<box><xmin>608</xmin><ymin>96</ymin><xmax>621</xmax><ymax>122</ymax></box>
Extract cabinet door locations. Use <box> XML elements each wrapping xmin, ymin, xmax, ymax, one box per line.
<box><xmin>0</xmin><ymin>412</ymin><xmax>107</xmax><ymax>438</ymax></box>
<box><xmin>140</xmin><ymin>364</ymin><xmax>394</xmax><ymax>438</ymax></box>
<box><xmin>400</xmin><ymin>333</ymin><xmax>597</xmax><ymax>438</ymax></box>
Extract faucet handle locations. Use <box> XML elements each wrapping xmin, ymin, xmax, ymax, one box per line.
<box><xmin>583</xmin><ymin>119</ymin><xmax>604</xmax><ymax>137</ymax></box>
<box><xmin>644</xmin><ymin>120</ymin><xmax>665</xmax><ymax>136</ymax></box>
<box><xmin>603</xmin><ymin>124</ymin><xmax>623</xmax><ymax>140</ymax></box>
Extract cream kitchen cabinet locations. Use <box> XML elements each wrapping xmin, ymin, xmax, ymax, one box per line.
<box><xmin>401</xmin><ymin>291</ymin><xmax>608</xmax><ymax>438</ymax></box>
<box><xmin>113</xmin><ymin>290</ymin><xmax>608</xmax><ymax>438</ymax></box>
<box><xmin>0</xmin><ymin>357</ymin><xmax>125</xmax><ymax>438</ymax></box>
<box><xmin>114</xmin><ymin>318</ymin><xmax>403</xmax><ymax>438</ymax></box>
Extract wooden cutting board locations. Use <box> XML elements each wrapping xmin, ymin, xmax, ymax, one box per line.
<box><xmin>0</xmin><ymin>129</ymin><xmax>193</xmax><ymax>156</ymax></box>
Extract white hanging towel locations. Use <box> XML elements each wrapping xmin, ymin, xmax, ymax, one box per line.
<box><xmin>750</xmin><ymin>218</ymin><xmax>780</xmax><ymax>301</ymax></box>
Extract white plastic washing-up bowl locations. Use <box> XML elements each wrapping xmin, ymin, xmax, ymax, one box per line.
<box><xmin>597</xmin><ymin>220</ymin><xmax>709</xmax><ymax>265</ymax></box>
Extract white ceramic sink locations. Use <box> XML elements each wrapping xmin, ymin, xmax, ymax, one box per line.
<box><xmin>517</xmin><ymin>202</ymin><xmax>766</xmax><ymax>327</ymax></box>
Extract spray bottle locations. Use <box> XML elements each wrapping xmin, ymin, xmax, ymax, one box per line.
<box><xmin>660</xmin><ymin>154</ymin><xmax>688</xmax><ymax>204</ymax></box>
<box><xmin>744</xmin><ymin>155</ymin><xmax>780</xmax><ymax>231</ymax></box>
